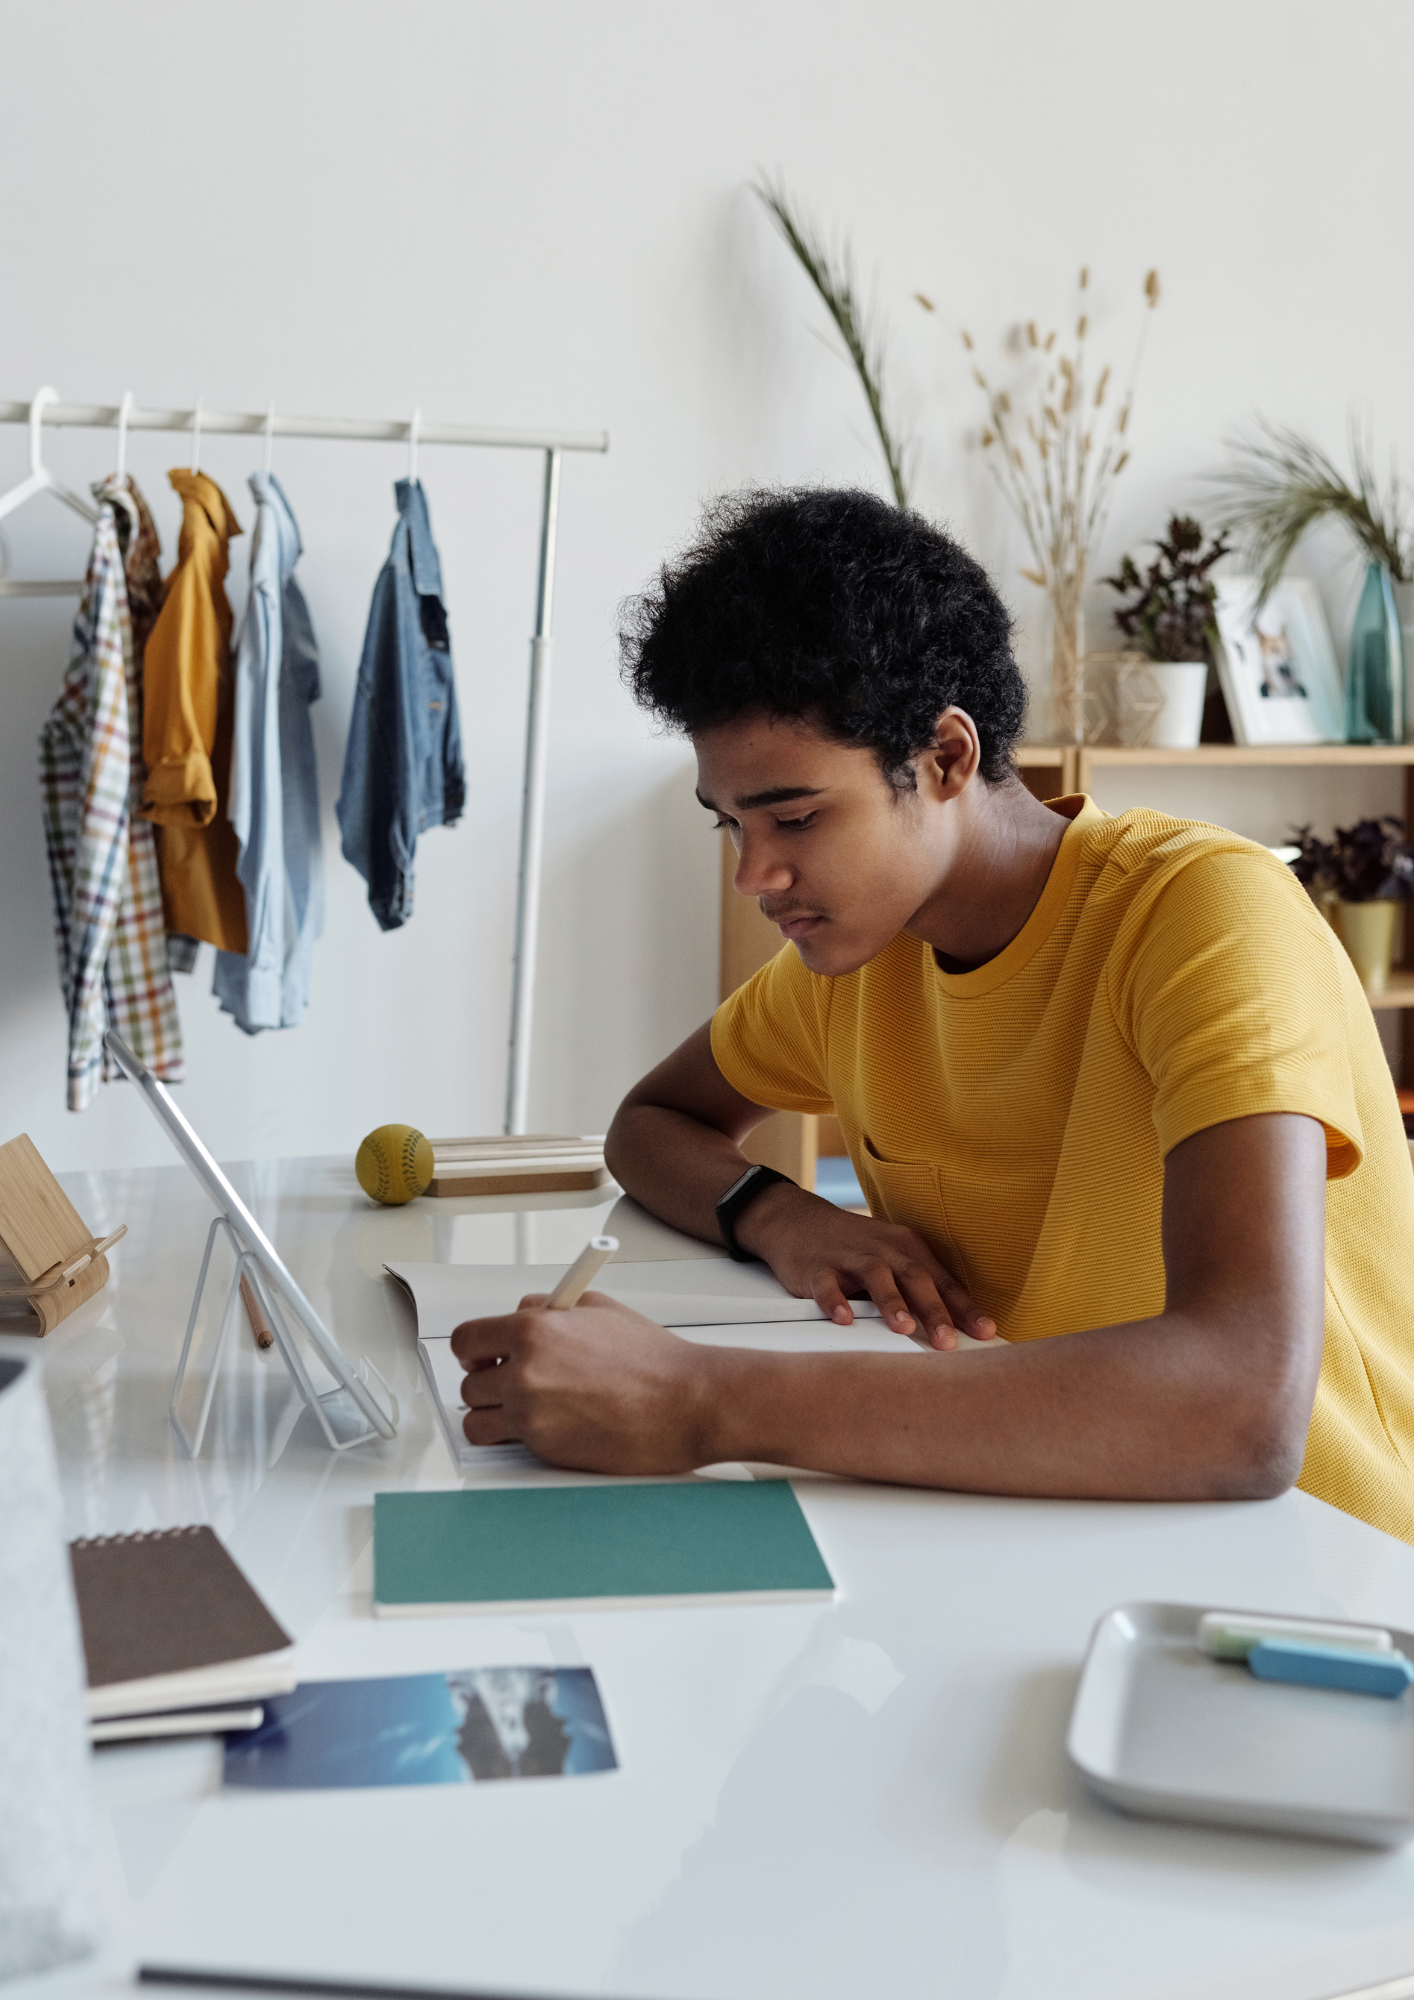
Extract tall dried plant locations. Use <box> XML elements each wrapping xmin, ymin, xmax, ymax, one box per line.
<box><xmin>937</xmin><ymin>268</ymin><xmax>1160</xmax><ymax>737</ymax></box>
<box><xmin>754</xmin><ymin>175</ymin><xmax>914</xmax><ymax>509</ymax></box>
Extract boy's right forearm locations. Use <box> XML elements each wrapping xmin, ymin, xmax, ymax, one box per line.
<box><xmin>603</xmin><ymin>1102</ymin><xmax>754</xmax><ymax>1245</ymax></box>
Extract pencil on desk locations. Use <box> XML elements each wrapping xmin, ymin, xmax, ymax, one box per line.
<box><xmin>546</xmin><ymin>1235</ymin><xmax>618</xmax><ymax>1309</ymax></box>
<box><xmin>239</xmin><ymin>1275</ymin><xmax>274</xmax><ymax>1350</ymax></box>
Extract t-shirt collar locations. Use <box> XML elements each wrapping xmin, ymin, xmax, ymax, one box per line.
<box><xmin>929</xmin><ymin>794</ymin><xmax>1106</xmax><ymax>998</ymax></box>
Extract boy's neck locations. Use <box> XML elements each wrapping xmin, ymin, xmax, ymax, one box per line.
<box><xmin>909</xmin><ymin>782</ymin><xmax>1075</xmax><ymax>973</ymax></box>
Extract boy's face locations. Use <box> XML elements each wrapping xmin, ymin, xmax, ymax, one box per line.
<box><xmin>694</xmin><ymin>709</ymin><xmax>966</xmax><ymax>978</ymax></box>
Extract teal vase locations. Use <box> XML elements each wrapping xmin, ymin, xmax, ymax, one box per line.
<box><xmin>1345</xmin><ymin>561</ymin><xmax>1404</xmax><ymax>744</ymax></box>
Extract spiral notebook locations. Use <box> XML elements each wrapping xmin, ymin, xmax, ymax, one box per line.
<box><xmin>69</xmin><ymin>1525</ymin><xmax>295</xmax><ymax>1725</ymax></box>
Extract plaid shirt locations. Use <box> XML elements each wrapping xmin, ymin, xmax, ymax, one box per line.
<box><xmin>39</xmin><ymin>477</ymin><xmax>184</xmax><ymax>1110</ymax></box>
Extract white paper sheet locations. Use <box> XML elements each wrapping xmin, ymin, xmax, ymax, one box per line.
<box><xmin>384</xmin><ymin>1257</ymin><xmax>884</xmax><ymax>1341</ymax></box>
<box><xmin>387</xmin><ymin>1258</ymin><xmax>907</xmax><ymax>1480</ymax></box>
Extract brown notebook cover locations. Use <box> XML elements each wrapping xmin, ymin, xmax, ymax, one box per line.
<box><xmin>69</xmin><ymin>1525</ymin><xmax>292</xmax><ymax>1690</ymax></box>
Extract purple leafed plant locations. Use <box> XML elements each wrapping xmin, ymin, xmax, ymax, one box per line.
<box><xmin>1103</xmin><ymin>515</ymin><xmax>1232</xmax><ymax>663</ymax></box>
<box><xmin>1289</xmin><ymin>817</ymin><xmax>1414</xmax><ymax>904</ymax></box>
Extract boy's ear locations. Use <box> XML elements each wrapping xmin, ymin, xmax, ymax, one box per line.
<box><xmin>921</xmin><ymin>707</ymin><xmax>981</xmax><ymax>800</ymax></box>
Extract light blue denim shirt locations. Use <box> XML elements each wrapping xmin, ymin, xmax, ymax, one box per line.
<box><xmin>213</xmin><ymin>472</ymin><xmax>324</xmax><ymax>1032</ymax></box>
<box><xmin>336</xmin><ymin>480</ymin><xmax>465</xmax><ymax>930</ymax></box>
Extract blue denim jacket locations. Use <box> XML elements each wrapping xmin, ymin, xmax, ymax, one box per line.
<box><xmin>336</xmin><ymin>480</ymin><xmax>465</xmax><ymax>929</ymax></box>
<box><xmin>213</xmin><ymin>472</ymin><xmax>324</xmax><ymax>1031</ymax></box>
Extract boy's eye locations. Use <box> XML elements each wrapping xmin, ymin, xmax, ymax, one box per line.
<box><xmin>711</xmin><ymin>816</ymin><xmax>735</xmax><ymax>833</ymax></box>
<box><xmin>777</xmin><ymin>812</ymin><xmax>818</xmax><ymax>832</ymax></box>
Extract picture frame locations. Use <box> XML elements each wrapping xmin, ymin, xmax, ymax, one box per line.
<box><xmin>1213</xmin><ymin>575</ymin><xmax>1344</xmax><ymax>746</ymax></box>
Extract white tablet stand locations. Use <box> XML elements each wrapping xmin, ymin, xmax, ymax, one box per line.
<box><xmin>103</xmin><ymin>1030</ymin><xmax>399</xmax><ymax>1458</ymax></box>
<box><xmin>171</xmin><ymin>1216</ymin><xmax>395</xmax><ymax>1457</ymax></box>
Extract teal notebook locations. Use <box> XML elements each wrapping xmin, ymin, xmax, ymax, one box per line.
<box><xmin>372</xmin><ymin>1481</ymin><xmax>836</xmax><ymax>1616</ymax></box>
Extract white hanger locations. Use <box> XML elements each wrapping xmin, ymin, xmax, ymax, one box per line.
<box><xmin>190</xmin><ymin>394</ymin><xmax>203</xmax><ymax>475</ymax></box>
<box><xmin>408</xmin><ymin>405</ymin><xmax>421</xmax><ymax>485</ymax></box>
<box><xmin>263</xmin><ymin>400</ymin><xmax>276</xmax><ymax>476</ymax></box>
<box><xmin>0</xmin><ymin>387</ymin><xmax>99</xmax><ymax>526</ymax></box>
<box><xmin>116</xmin><ymin>391</ymin><xmax>134</xmax><ymax>480</ymax></box>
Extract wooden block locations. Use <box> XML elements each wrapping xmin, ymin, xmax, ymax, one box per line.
<box><xmin>428</xmin><ymin>1135</ymin><xmax>602</xmax><ymax>1161</ymax></box>
<box><xmin>424</xmin><ymin>1133</ymin><xmax>609</xmax><ymax>1198</ymax></box>
<box><xmin>427</xmin><ymin>1165</ymin><xmax>610</xmax><ymax>1199</ymax></box>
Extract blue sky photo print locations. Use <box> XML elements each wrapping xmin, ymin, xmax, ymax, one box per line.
<box><xmin>223</xmin><ymin>1667</ymin><xmax>617</xmax><ymax>1789</ymax></box>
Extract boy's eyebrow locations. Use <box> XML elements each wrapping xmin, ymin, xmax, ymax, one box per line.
<box><xmin>695</xmin><ymin>785</ymin><xmax>825</xmax><ymax>813</ymax></box>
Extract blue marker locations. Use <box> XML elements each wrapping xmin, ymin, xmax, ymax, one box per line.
<box><xmin>1248</xmin><ymin>1639</ymin><xmax>1414</xmax><ymax>1698</ymax></box>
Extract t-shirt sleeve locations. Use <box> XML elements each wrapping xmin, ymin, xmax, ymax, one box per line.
<box><xmin>710</xmin><ymin>945</ymin><xmax>836</xmax><ymax>1115</ymax></box>
<box><xmin>1111</xmin><ymin>849</ymin><xmax>1365</xmax><ymax>1178</ymax></box>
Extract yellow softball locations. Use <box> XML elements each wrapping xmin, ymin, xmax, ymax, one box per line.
<box><xmin>355</xmin><ymin>1124</ymin><xmax>434</xmax><ymax>1206</ymax></box>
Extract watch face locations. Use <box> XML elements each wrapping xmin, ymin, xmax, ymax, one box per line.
<box><xmin>718</xmin><ymin>1166</ymin><xmax>760</xmax><ymax>1209</ymax></box>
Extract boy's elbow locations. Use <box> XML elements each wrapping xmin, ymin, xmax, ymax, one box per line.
<box><xmin>602</xmin><ymin>1099</ymin><xmax>640</xmax><ymax>1186</ymax></box>
<box><xmin>1208</xmin><ymin>1395</ymin><xmax>1310</xmax><ymax>1502</ymax></box>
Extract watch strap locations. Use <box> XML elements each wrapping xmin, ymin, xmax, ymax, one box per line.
<box><xmin>715</xmin><ymin>1163</ymin><xmax>795</xmax><ymax>1262</ymax></box>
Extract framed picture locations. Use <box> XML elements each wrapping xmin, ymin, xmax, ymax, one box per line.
<box><xmin>1213</xmin><ymin>575</ymin><xmax>1344</xmax><ymax>745</ymax></box>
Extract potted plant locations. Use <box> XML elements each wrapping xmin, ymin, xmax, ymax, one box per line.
<box><xmin>1289</xmin><ymin>817</ymin><xmax>1414</xmax><ymax>994</ymax></box>
<box><xmin>1103</xmin><ymin>516</ymin><xmax>1231</xmax><ymax>747</ymax></box>
<box><xmin>1213</xmin><ymin>420</ymin><xmax>1411</xmax><ymax>745</ymax></box>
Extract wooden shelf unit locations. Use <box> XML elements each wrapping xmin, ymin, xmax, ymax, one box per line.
<box><xmin>719</xmin><ymin>741</ymin><xmax>1414</xmax><ymax>1188</ymax></box>
<box><xmin>1077</xmin><ymin>740</ymin><xmax>1414</xmax><ymax>788</ymax></box>
<box><xmin>1020</xmin><ymin>739</ymin><xmax>1414</xmax><ymax>794</ymax></box>
<box><xmin>1369</xmin><ymin>971</ymin><xmax>1414</xmax><ymax>1012</ymax></box>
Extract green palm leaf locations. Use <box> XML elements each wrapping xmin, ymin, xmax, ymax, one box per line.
<box><xmin>754</xmin><ymin>175</ymin><xmax>913</xmax><ymax>510</ymax></box>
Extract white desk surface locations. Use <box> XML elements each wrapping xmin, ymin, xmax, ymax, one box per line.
<box><xmin>20</xmin><ymin>1154</ymin><xmax>1414</xmax><ymax>2000</ymax></box>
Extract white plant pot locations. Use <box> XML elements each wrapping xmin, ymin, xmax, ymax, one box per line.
<box><xmin>1148</xmin><ymin>661</ymin><xmax>1208</xmax><ymax>749</ymax></box>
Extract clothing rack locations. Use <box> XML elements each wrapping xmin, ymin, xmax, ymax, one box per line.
<box><xmin>0</xmin><ymin>394</ymin><xmax>609</xmax><ymax>1137</ymax></box>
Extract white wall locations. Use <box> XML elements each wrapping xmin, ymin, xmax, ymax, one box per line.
<box><xmin>2</xmin><ymin>0</ymin><xmax>1411</xmax><ymax>1172</ymax></box>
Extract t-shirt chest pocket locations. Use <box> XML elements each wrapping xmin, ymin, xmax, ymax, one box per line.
<box><xmin>855</xmin><ymin>1134</ymin><xmax>955</xmax><ymax>1263</ymax></box>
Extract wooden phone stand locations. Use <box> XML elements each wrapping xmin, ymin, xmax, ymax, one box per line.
<box><xmin>0</xmin><ymin>1133</ymin><xmax>126</xmax><ymax>1335</ymax></box>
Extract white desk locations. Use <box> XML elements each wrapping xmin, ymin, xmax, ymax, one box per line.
<box><xmin>22</xmin><ymin>1155</ymin><xmax>1414</xmax><ymax>2000</ymax></box>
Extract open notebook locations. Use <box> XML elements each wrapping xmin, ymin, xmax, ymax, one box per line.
<box><xmin>384</xmin><ymin>1257</ymin><xmax>911</xmax><ymax>1477</ymax></box>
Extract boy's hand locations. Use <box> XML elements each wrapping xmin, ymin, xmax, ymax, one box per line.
<box><xmin>736</xmin><ymin>1182</ymin><xmax>998</xmax><ymax>1350</ymax></box>
<box><xmin>451</xmin><ymin>1291</ymin><xmax>711</xmax><ymax>1472</ymax></box>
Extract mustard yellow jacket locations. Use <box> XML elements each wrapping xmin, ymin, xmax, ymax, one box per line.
<box><xmin>141</xmin><ymin>470</ymin><xmax>247</xmax><ymax>954</ymax></box>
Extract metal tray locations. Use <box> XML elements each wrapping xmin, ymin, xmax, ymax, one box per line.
<box><xmin>1067</xmin><ymin>1601</ymin><xmax>1414</xmax><ymax>1846</ymax></box>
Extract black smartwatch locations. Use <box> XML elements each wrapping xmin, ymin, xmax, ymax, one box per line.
<box><xmin>715</xmin><ymin>1163</ymin><xmax>795</xmax><ymax>1262</ymax></box>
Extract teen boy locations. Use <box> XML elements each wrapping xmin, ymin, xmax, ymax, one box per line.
<box><xmin>453</xmin><ymin>488</ymin><xmax>1414</xmax><ymax>1542</ymax></box>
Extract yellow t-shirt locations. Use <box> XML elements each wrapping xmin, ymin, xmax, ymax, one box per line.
<box><xmin>711</xmin><ymin>797</ymin><xmax>1414</xmax><ymax>1543</ymax></box>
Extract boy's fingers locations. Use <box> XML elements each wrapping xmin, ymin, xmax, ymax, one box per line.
<box><xmin>462</xmin><ymin>1405</ymin><xmax>516</xmax><ymax>1446</ymax></box>
<box><xmin>894</xmin><ymin>1264</ymin><xmax>959</xmax><ymax>1348</ymax></box>
<box><xmin>856</xmin><ymin>1260</ymin><xmax>918</xmax><ymax>1339</ymax></box>
<box><xmin>943</xmin><ymin>1280</ymin><xmax>996</xmax><ymax>1340</ymax></box>
<box><xmin>810</xmin><ymin>1272</ymin><xmax>856</xmax><ymax>1327</ymax></box>
<box><xmin>450</xmin><ymin>1312</ymin><xmax>520</xmax><ymax>1363</ymax></box>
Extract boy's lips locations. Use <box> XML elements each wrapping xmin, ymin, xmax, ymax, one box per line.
<box><xmin>769</xmin><ymin>911</ymin><xmax>825</xmax><ymax>939</ymax></box>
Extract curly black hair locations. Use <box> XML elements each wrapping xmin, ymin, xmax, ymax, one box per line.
<box><xmin>619</xmin><ymin>486</ymin><xmax>1027</xmax><ymax>785</ymax></box>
